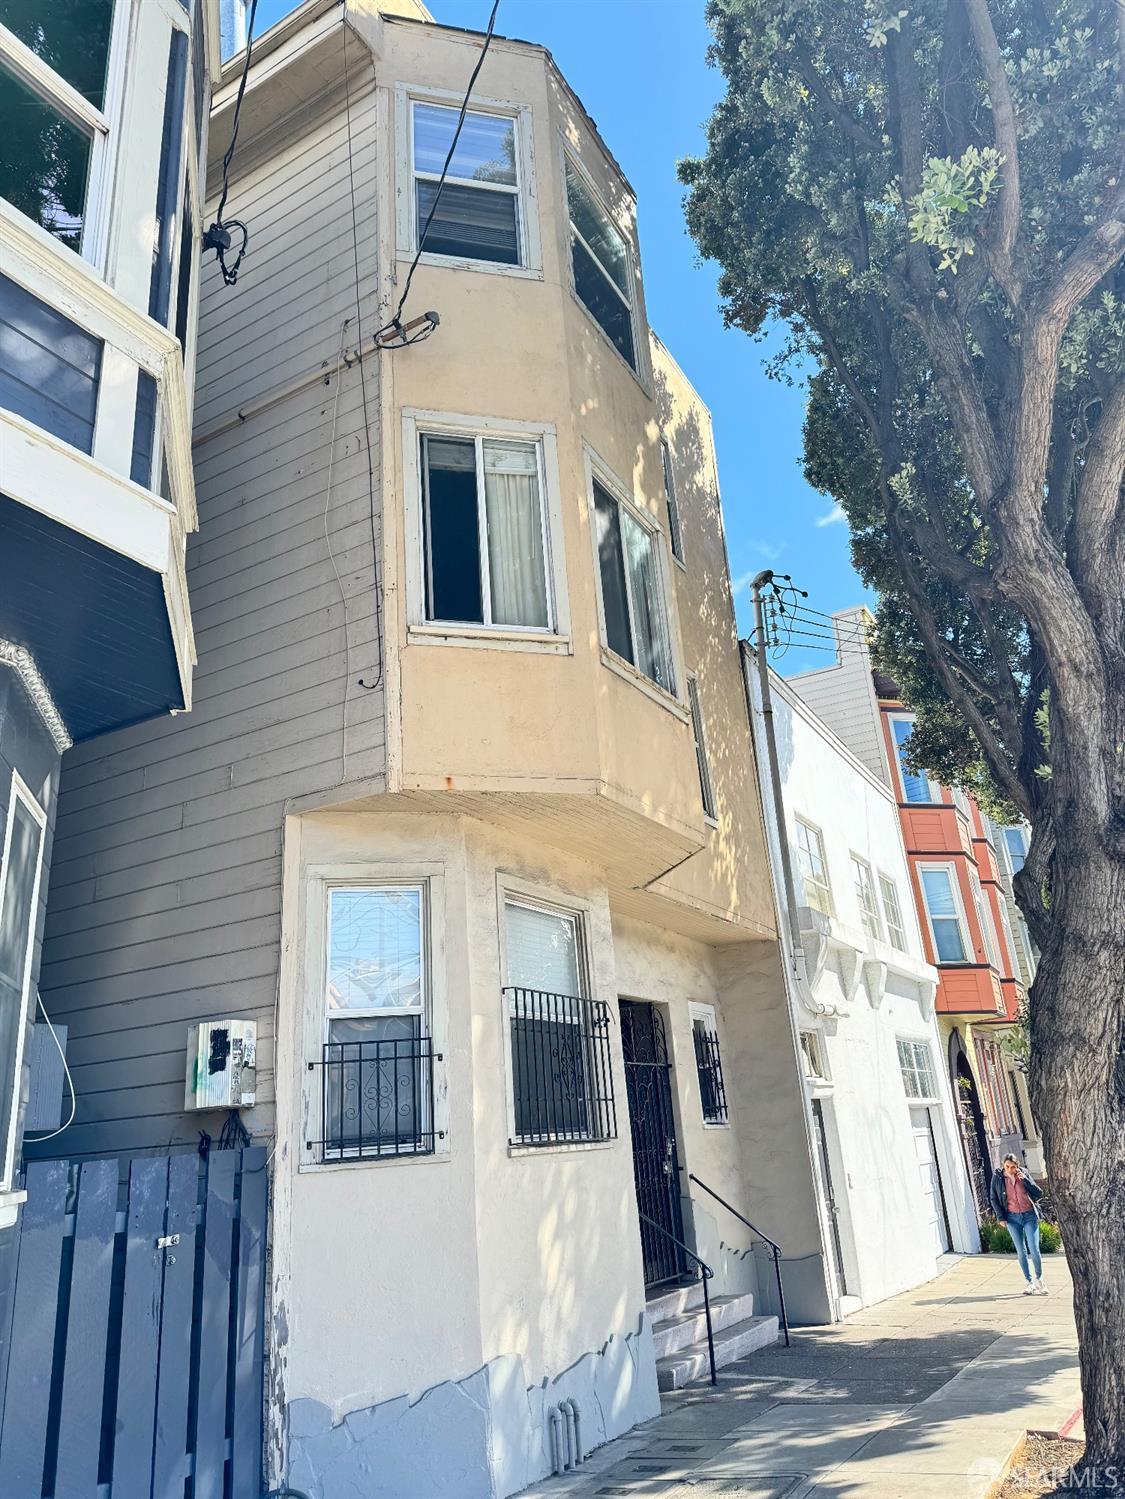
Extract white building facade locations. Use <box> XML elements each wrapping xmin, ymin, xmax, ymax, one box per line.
<box><xmin>746</xmin><ymin>654</ymin><xmax>979</xmax><ymax>1310</ymax></box>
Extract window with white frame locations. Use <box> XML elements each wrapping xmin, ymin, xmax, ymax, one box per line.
<box><xmin>592</xmin><ymin>474</ymin><xmax>676</xmax><ymax>695</ymax></box>
<box><xmin>799</xmin><ymin>1030</ymin><xmax>827</xmax><ymax>1082</ymax></box>
<box><xmin>896</xmin><ymin>1038</ymin><xmax>939</xmax><ymax>1101</ymax></box>
<box><xmin>660</xmin><ymin>438</ymin><xmax>683</xmax><ymax>562</ymax></box>
<box><xmin>503</xmin><ymin>896</ymin><xmax>615</xmax><ymax>1146</ymax></box>
<box><xmin>919</xmin><ymin>865</ymin><xmax>970</xmax><ymax>963</ymax></box>
<box><xmin>319</xmin><ymin>884</ymin><xmax>434</xmax><ymax>1160</ymax></box>
<box><xmin>1</xmin><ymin>773</ymin><xmax>47</xmax><ymax>1194</ymax></box>
<box><xmin>0</xmin><ymin>1</ymin><xmax>119</xmax><ymax>256</ymax></box>
<box><xmin>689</xmin><ymin>1002</ymin><xmax>728</xmax><ymax>1124</ymax></box>
<box><xmin>878</xmin><ymin>872</ymin><xmax>908</xmax><ymax>951</ymax></box>
<box><xmin>410</xmin><ymin>99</ymin><xmax>522</xmax><ymax>266</ymax></box>
<box><xmin>851</xmin><ymin>855</ymin><xmax>883</xmax><ymax>943</ymax></box>
<box><xmin>794</xmin><ymin>818</ymin><xmax>833</xmax><ymax>916</ymax></box>
<box><xmin>565</xmin><ymin>156</ymin><xmax>637</xmax><ymax>369</ymax></box>
<box><xmin>970</xmin><ymin>869</ymin><xmax>1001</xmax><ymax>969</ymax></box>
<box><xmin>687</xmin><ymin>675</ymin><xmax>716</xmax><ymax>820</ymax></box>
<box><xmin>889</xmin><ymin>716</ymin><xmax>938</xmax><ymax>804</ymax></box>
<box><xmin>951</xmin><ymin>785</ymin><xmax>971</xmax><ymax>818</ymax></box>
<box><xmin>1003</xmin><ymin>825</ymin><xmax>1028</xmax><ymax>874</ymax></box>
<box><xmin>420</xmin><ymin>431</ymin><xmax>552</xmax><ymax>631</ymax></box>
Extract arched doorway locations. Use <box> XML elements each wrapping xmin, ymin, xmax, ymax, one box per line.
<box><xmin>949</xmin><ymin>1030</ymin><xmax>991</xmax><ymax>1217</ymax></box>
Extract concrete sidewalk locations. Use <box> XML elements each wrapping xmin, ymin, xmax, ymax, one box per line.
<box><xmin>519</xmin><ymin>1254</ymin><xmax>1080</xmax><ymax>1499</ymax></box>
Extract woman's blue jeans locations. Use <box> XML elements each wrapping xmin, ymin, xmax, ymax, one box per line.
<box><xmin>1007</xmin><ymin>1210</ymin><xmax>1042</xmax><ymax>1282</ymax></box>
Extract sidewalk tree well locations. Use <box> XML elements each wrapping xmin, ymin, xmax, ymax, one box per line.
<box><xmin>679</xmin><ymin>0</ymin><xmax>1124</xmax><ymax>1468</ymax></box>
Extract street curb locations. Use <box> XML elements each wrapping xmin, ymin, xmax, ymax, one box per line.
<box><xmin>985</xmin><ymin>1432</ymin><xmax>1030</xmax><ymax>1498</ymax></box>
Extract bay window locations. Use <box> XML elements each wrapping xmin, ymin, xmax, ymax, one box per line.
<box><xmin>878</xmin><ymin>872</ymin><xmax>908</xmax><ymax>951</ymax></box>
<box><xmin>320</xmin><ymin>884</ymin><xmax>434</xmax><ymax>1159</ymax></box>
<box><xmin>0</xmin><ymin>0</ymin><xmax>121</xmax><ymax>259</ymax></box>
<box><xmin>920</xmin><ymin>865</ymin><xmax>970</xmax><ymax>963</ymax></box>
<box><xmin>592</xmin><ymin>476</ymin><xmax>676</xmax><ymax>695</ymax></box>
<box><xmin>565</xmin><ymin>156</ymin><xmax>637</xmax><ymax>369</ymax></box>
<box><xmin>851</xmin><ymin>855</ymin><xmax>883</xmax><ymax>943</ymax></box>
<box><xmin>411</xmin><ymin>100</ymin><xmax>522</xmax><ymax>266</ymax></box>
<box><xmin>421</xmin><ymin>432</ymin><xmax>551</xmax><ymax>630</ymax></box>
<box><xmin>503</xmin><ymin>896</ymin><xmax>615</xmax><ymax>1147</ymax></box>
<box><xmin>890</xmin><ymin>715</ymin><xmax>938</xmax><ymax>804</ymax></box>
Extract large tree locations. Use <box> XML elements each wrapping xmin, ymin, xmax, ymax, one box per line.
<box><xmin>680</xmin><ymin>0</ymin><xmax>1124</xmax><ymax>1472</ymax></box>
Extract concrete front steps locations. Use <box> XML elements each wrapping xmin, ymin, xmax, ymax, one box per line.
<box><xmin>648</xmin><ymin>1279</ymin><xmax>779</xmax><ymax>1390</ymax></box>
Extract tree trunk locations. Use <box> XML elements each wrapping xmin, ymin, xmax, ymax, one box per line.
<box><xmin>1028</xmin><ymin>843</ymin><xmax>1125</xmax><ymax>1480</ymax></box>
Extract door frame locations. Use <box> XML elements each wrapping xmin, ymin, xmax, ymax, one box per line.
<box><xmin>910</xmin><ymin>1102</ymin><xmax>954</xmax><ymax>1254</ymax></box>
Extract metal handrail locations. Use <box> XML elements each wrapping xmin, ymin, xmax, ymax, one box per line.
<box><xmin>688</xmin><ymin>1174</ymin><xmax>791</xmax><ymax>1347</ymax></box>
<box><xmin>637</xmin><ymin>1213</ymin><xmax>717</xmax><ymax>1385</ymax></box>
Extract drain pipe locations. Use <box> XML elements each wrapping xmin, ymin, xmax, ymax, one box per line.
<box><xmin>560</xmin><ymin>1398</ymin><xmax>579</xmax><ymax>1467</ymax></box>
<box><xmin>566</xmin><ymin>1398</ymin><xmax>583</xmax><ymax>1465</ymax></box>
<box><xmin>548</xmin><ymin>1406</ymin><xmax>564</xmax><ymax>1476</ymax></box>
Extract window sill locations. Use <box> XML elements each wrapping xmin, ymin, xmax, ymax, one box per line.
<box><xmin>299</xmin><ymin>1150</ymin><xmax>450</xmax><ymax>1174</ymax></box>
<box><xmin>409</xmin><ymin>623</ymin><xmax>572</xmax><ymax>655</ymax></box>
<box><xmin>600</xmin><ymin>648</ymin><xmax>689</xmax><ymax>722</ymax></box>
<box><xmin>670</xmin><ymin>552</ymin><xmax>688</xmax><ymax>574</ymax></box>
<box><xmin>507</xmin><ymin>1138</ymin><xmax>617</xmax><ymax>1158</ymax></box>
<box><xmin>399</xmin><ymin>250</ymin><xmax>543</xmax><ymax>282</ymax></box>
<box><xmin>701</xmin><ymin>1120</ymin><xmax>730</xmax><ymax>1131</ymax></box>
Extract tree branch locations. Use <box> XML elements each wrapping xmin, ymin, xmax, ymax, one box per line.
<box><xmin>1070</xmin><ymin>382</ymin><xmax>1125</xmax><ymax>645</ymax></box>
<box><xmin>964</xmin><ymin>0</ymin><xmax>1023</xmax><ymax>302</ymax></box>
<box><xmin>788</xmin><ymin>39</ymin><xmax>885</xmax><ymax>155</ymax></box>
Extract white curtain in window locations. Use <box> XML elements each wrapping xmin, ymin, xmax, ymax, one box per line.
<box><xmin>621</xmin><ymin>509</ymin><xmax>673</xmax><ymax>692</ymax></box>
<box><xmin>484</xmin><ymin>440</ymin><xmax>548</xmax><ymax>627</ymax></box>
<box><xmin>505</xmin><ymin>901</ymin><xmax>579</xmax><ymax>997</ymax></box>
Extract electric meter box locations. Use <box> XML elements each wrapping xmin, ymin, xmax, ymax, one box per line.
<box><xmin>185</xmin><ymin>1019</ymin><xmax>257</xmax><ymax>1111</ymax></box>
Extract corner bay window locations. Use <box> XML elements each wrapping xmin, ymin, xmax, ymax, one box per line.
<box><xmin>421</xmin><ymin>432</ymin><xmax>550</xmax><ymax>630</ymax></box>
<box><xmin>891</xmin><ymin>716</ymin><xmax>938</xmax><ymax>804</ymax></box>
<box><xmin>412</xmin><ymin>100</ymin><xmax>520</xmax><ymax>265</ymax></box>
<box><xmin>593</xmin><ymin>478</ymin><xmax>676</xmax><ymax>694</ymax></box>
<box><xmin>504</xmin><ymin>898</ymin><xmax>615</xmax><ymax>1146</ymax></box>
<box><xmin>565</xmin><ymin>157</ymin><xmax>636</xmax><ymax>369</ymax></box>
<box><xmin>315</xmin><ymin>885</ymin><xmax>436</xmax><ymax>1160</ymax></box>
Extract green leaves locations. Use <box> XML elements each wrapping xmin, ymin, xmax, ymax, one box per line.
<box><xmin>906</xmin><ymin>148</ymin><xmax>1004</xmax><ymax>272</ymax></box>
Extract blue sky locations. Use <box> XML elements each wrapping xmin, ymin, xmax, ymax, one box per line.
<box><xmin>252</xmin><ymin>0</ymin><xmax>871</xmax><ymax>667</ymax></box>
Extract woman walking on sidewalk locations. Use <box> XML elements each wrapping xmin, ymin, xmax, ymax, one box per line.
<box><xmin>990</xmin><ymin>1154</ymin><xmax>1047</xmax><ymax>1295</ymax></box>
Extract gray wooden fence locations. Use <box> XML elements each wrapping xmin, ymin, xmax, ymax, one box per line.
<box><xmin>0</xmin><ymin>1146</ymin><xmax>267</xmax><ymax>1498</ymax></box>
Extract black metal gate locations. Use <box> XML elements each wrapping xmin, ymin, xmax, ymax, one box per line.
<box><xmin>620</xmin><ymin>1000</ymin><xmax>686</xmax><ymax>1288</ymax></box>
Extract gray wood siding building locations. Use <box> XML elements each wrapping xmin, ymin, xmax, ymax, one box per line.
<box><xmin>34</xmin><ymin>74</ymin><xmax>384</xmax><ymax>1160</ymax></box>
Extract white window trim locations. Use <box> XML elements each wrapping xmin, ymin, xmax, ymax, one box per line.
<box><xmin>583</xmin><ymin>445</ymin><xmax>686</xmax><ymax>718</ymax></box>
<box><xmin>0</xmin><ymin>770</ymin><xmax>48</xmax><ymax>1195</ymax></box>
<box><xmin>850</xmin><ymin>853</ymin><xmax>883</xmax><ymax>944</ymax></box>
<box><xmin>560</xmin><ymin>141</ymin><xmax>650</xmax><ymax>391</ymax></box>
<box><xmin>799</xmin><ymin>1028</ymin><xmax>830</xmax><ymax>1086</ymax></box>
<box><xmin>896</xmin><ymin>1036</ymin><xmax>940</xmax><ymax>1103</ymax></box>
<box><xmin>970</xmin><ymin>869</ymin><xmax>1002</xmax><ymax>970</ymax></box>
<box><xmin>401</xmin><ymin>408</ymin><xmax>570</xmax><ymax>650</ymax></box>
<box><xmin>660</xmin><ymin>436</ymin><xmax>685</xmax><ymax>568</ymax></box>
<box><xmin>876</xmin><ymin>870</ymin><xmax>908</xmax><ymax>952</ymax></box>
<box><xmin>917</xmin><ymin>861</ymin><xmax>973</xmax><ymax>966</ymax></box>
<box><xmin>496</xmin><ymin>874</ymin><xmax>611</xmax><ymax>1156</ymax></box>
<box><xmin>686</xmin><ymin>675</ymin><xmax>717</xmax><ymax>824</ymax></box>
<box><xmin>688</xmin><ymin>1001</ymin><xmax>729</xmax><ymax>1128</ymax></box>
<box><xmin>299</xmin><ymin>863</ymin><xmax>448</xmax><ymax>1170</ymax></box>
<box><xmin>888</xmin><ymin>713</ymin><xmax>939</xmax><ymax>804</ymax></box>
<box><xmin>794</xmin><ymin>815</ymin><xmax>833</xmax><ymax>917</ymax></box>
<box><xmin>0</xmin><ymin>1</ymin><xmax>131</xmax><ymax>272</ymax></box>
<box><xmin>395</xmin><ymin>83</ymin><xmax>542</xmax><ymax>279</ymax></box>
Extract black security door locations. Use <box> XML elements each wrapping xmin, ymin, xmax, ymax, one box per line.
<box><xmin>620</xmin><ymin>999</ymin><xmax>686</xmax><ymax>1288</ymax></box>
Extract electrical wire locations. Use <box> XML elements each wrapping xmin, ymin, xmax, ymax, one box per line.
<box><xmin>322</xmin><ymin>316</ymin><xmax>355</xmax><ymax>761</ymax></box>
<box><xmin>23</xmin><ymin>990</ymin><xmax>76</xmax><ymax>1144</ymax></box>
<box><xmin>341</xmin><ymin>33</ymin><xmax>383</xmax><ymax>691</ymax></box>
<box><xmin>203</xmin><ymin>0</ymin><xmax>260</xmax><ymax>284</ymax></box>
<box><xmin>379</xmin><ymin>0</ymin><xmax>502</xmax><ymax>340</ymax></box>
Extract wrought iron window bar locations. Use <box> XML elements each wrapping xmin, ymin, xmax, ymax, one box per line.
<box><xmin>505</xmin><ymin>987</ymin><xmax>617</xmax><ymax>1147</ymax></box>
<box><xmin>693</xmin><ymin>1024</ymin><xmax>729</xmax><ymax>1124</ymax></box>
<box><xmin>307</xmin><ymin>1035</ymin><xmax>442</xmax><ymax>1161</ymax></box>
